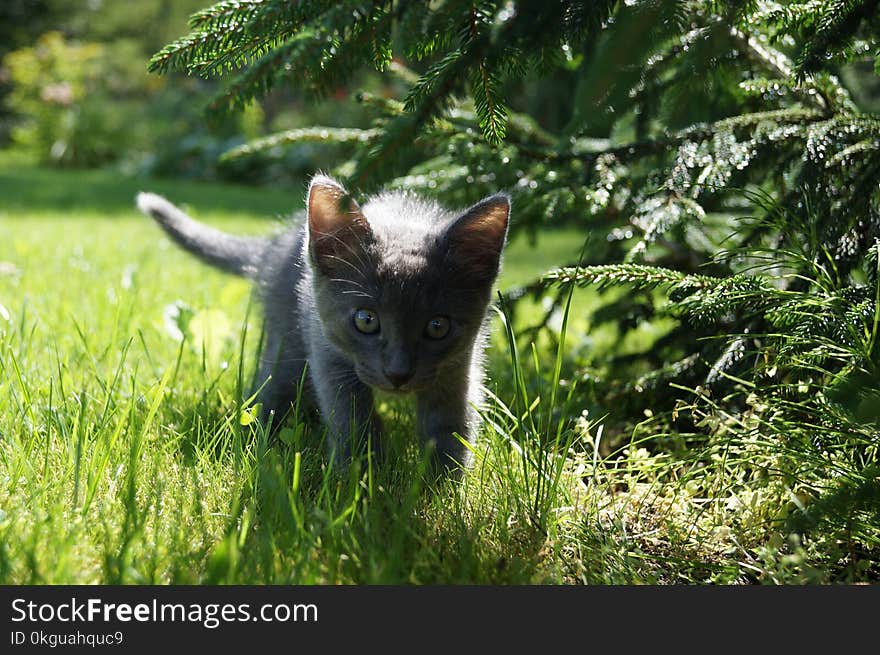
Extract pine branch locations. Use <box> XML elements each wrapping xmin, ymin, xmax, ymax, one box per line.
<box><xmin>794</xmin><ymin>0</ymin><xmax>880</xmax><ymax>77</ymax></box>
<box><xmin>188</xmin><ymin>0</ymin><xmax>268</xmax><ymax>30</ymax></box>
<box><xmin>220</xmin><ymin>127</ymin><xmax>380</xmax><ymax>162</ymax></box>
<box><xmin>206</xmin><ymin>32</ymin><xmax>319</xmax><ymax>111</ymax></box>
<box><xmin>149</xmin><ymin>0</ymin><xmax>319</xmax><ymax>76</ymax></box>
<box><xmin>543</xmin><ymin>264</ymin><xmax>691</xmax><ymax>290</ymax></box>
<box><xmin>470</xmin><ymin>60</ymin><xmax>508</xmax><ymax>145</ymax></box>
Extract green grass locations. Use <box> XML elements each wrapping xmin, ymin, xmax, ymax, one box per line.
<box><xmin>0</xmin><ymin>160</ymin><xmax>589</xmax><ymax>584</ymax></box>
<box><xmin>0</xmin><ymin>159</ymin><xmax>860</xmax><ymax>584</ymax></box>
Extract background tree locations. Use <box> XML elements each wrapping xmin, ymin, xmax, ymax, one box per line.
<box><xmin>0</xmin><ymin>0</ymin><xmax>73</xmax><ymax>142</ymax></box>
<box><xmin>0</xmin><ymin>0</ymin><xmax>265</xmax><ymax>173</ymax></box>
<box><xmin>149</xmin><ymin>0</ymin><xmax>880</xmax><ymax>579</ymax></box>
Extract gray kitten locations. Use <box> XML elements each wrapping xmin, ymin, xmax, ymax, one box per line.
<box><xmin>136</xmin><ymin>175</ymin><xmax>509</xmax><ymax>475</ymax></box>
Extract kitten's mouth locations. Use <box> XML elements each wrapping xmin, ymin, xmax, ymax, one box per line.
<box><xmin>372</xmin><ymin>380</ymin><xmax>421</xmax><ymax>394</ymax></box>
<box><xmin>355</xmin><ymin>369</ymin><xmax>424</xmax><ymax>394</ymax></box>
<box><xmin>378</xmin><ymin>384</ymin><xmax>411</xmax><ymax>394</ymax></box>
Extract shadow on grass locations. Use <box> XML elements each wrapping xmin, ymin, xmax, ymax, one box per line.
<box><xmin>231</xmin><ymin>441</ymin><xmax>550</xmax><ymax>584</ymax></box>
<box><xmin>160</xmin><ymin>393</ymin><xmax>550</xmax><ymax>584</ymax></box>
<box><xmin>0</xmin><ymin>160</ymin><xmax>303</xmax><ymax>218</ymax></box>
<box><xmin>785</xmin><ymin>465</ymin><xmax>880</xmax><ymax>579</ymax></box>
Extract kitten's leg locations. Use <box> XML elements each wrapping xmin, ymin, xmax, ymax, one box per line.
<box><xmin>310</xmin><ymin>349</ymin><xmax>380</xmax><ymax>468</ymax></box>
<box><xmin>322</xmin><ymin>381</ymin><xmax>380</xmax><ymax>468</ymax></box>
<box><xmin>254</xmin><ymin>333</ymin><xmax>304</xmax><ymax>431</ymax></box>
<box><xmin>416</xmin><ymin>370</ymin><xmax>481</xmax><ymax>478</ymax></box>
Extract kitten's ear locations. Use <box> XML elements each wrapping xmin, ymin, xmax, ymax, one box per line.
<box><xmin>444</xmin><ymin>194</ymin><xmax>510</xmax><ymax>284</ymax></box>
<box><xmin>307</xmin><ymin>175</ymin><xmax>371</xmax><ymax>273</ymax></box>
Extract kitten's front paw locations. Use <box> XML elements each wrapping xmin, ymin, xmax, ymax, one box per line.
<box><xmin>422</xmin><ymin>437</ymin><xmax>470</xmax><ymax>481</ymax></box>
<box><xmin>325</xmin><ymin>421</ymin><xmax>383</xmax><ymax>474</ymax></box>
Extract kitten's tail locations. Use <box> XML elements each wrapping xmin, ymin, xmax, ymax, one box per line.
<box><xmin>136</xmin><ymin>192</ymin><xmax>267</xmax><ymax>278</ymax></box>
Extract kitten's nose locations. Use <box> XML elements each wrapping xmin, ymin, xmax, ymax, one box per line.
<box><xmin>384</xmin><ymin>367</ymin><xmax>414</xmax><ymax>388</ymax></box>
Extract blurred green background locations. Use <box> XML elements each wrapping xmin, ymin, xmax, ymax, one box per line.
<box><xmin>0</xmin><ymin>0</ymin><xmax>393</xmax><ymax>185</ymax></box>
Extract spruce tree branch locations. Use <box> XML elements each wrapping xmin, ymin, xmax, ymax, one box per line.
<box><xmin>505</xmin><ymin>107</ymin><xmax>827</xmax><ymax>165</ymax></box>
<box><xmin>220</xmin><ymin>127</ymin><xmax>381</xmax><ymax>161</ymax></box>
<box><xmin>728</xmin><ymin>26</ymin><xmax>832</xmax><ymax>113</ymax></box>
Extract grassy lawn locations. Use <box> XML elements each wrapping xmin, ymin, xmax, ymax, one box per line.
<box><xmin>0</xmin><ymin>160</ymin><xmax>595</xmax><ymax>584</ymax></box>
<box><xmin>0</xmin><ymin>159</ymin><xmax>845</xmax><ymax>584</ymax></box>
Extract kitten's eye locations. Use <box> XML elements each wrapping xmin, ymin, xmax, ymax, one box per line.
<box><xmin>424</xmin><ymin>316</ymin><xmax>451</xmax><ymax>340</ymax></box>
<box><xmin>353</xmin><ymin>308</ymin><xmax>380</xmax><ymax>334</ymax></box>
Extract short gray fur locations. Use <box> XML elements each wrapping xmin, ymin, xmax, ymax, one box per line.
<box><xmin>136</xmin><ymin>174</ymin><xmax>509</xmax><ymax>475</ymax></box>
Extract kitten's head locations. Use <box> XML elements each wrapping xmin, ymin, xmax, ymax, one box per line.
<box><xmin>306</xmin><ymin>174</ymin><xmax>509</xmax><ymax>393</ymax></box>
